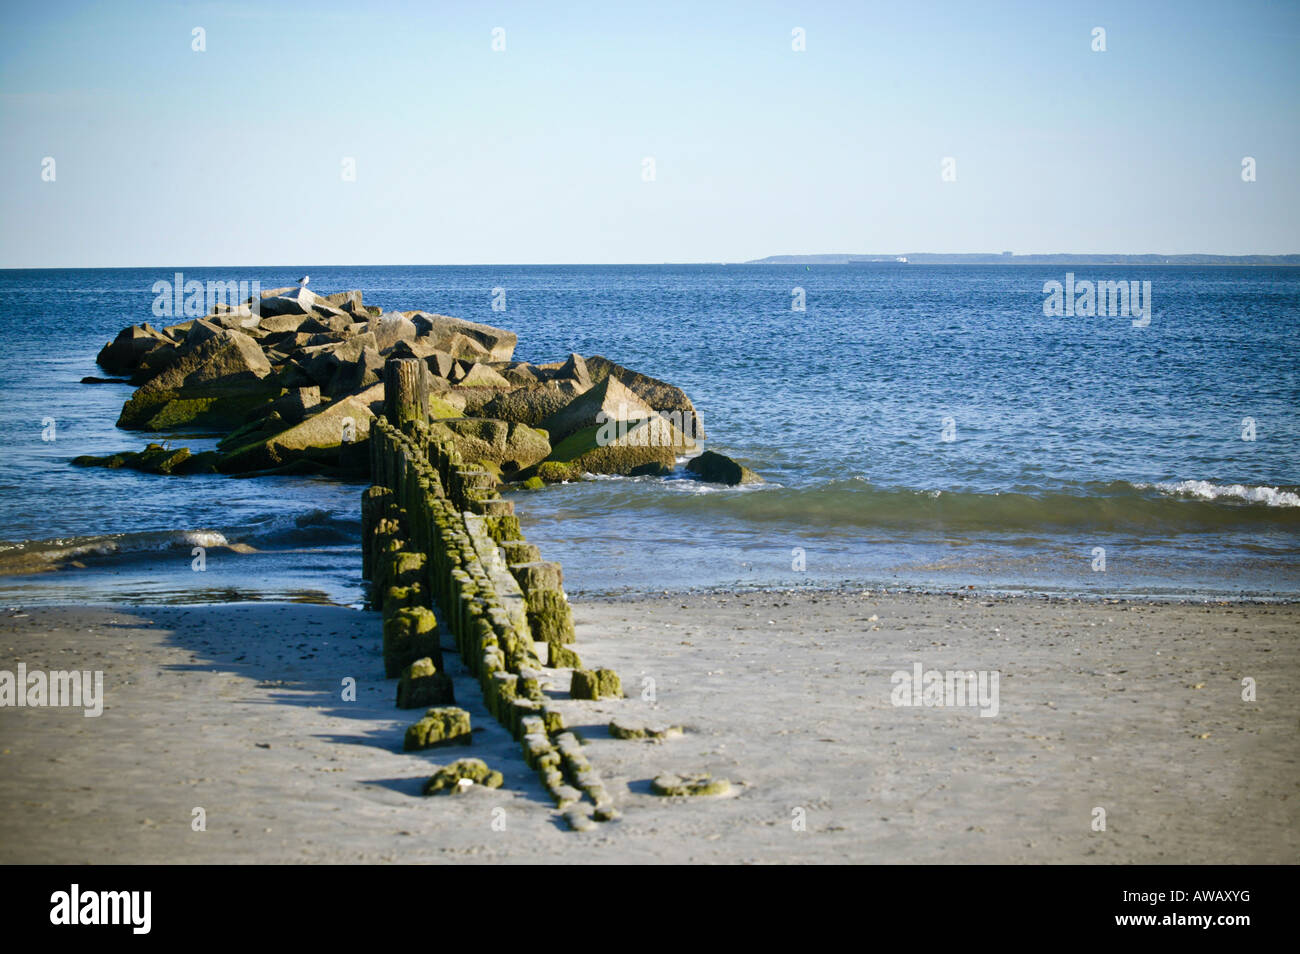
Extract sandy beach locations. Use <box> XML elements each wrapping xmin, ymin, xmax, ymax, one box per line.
<box><xmin>2</xmin><ymin>591</ymin><xmax>1295</xmax><ymax>864</ymax></box>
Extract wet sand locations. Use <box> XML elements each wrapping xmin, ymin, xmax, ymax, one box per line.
<box><xmin>1</xmin><ymin>592</ymin><xmax>1296</xmax><ymax>863</ymax></box>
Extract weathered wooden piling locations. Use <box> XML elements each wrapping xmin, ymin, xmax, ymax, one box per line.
<box><xmin>362</xmin><ymin>366</ymin><xmax>619</xmax><ymax>822</ymax></box>
<box><xmin>383</xmin><ymin>356</ymin><xmax>428</xmax><ymax>429</ymax></box>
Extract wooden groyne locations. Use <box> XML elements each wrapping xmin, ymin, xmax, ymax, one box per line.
<box><xmin>363</xmin><ymin>357</ymin><xmax>625</xmax><ymax>827</ymax></box>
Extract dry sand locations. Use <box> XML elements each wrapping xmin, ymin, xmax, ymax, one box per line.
<box><xmin>1</xmin><ymin>591</ymin><xmax>1296</xmax><ymax>864</ymax></box>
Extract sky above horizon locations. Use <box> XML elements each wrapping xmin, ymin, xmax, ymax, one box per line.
<box><xmin>1</xmin><ymin>0</ymin><xmax>1298</xmax><ymax>267</ymax></box>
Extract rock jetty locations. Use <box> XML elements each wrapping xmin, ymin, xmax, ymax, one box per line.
<box><xmin>79</xmin><ymin>286</ymin><xmax>761</xmax><ymax>485</ymax></box>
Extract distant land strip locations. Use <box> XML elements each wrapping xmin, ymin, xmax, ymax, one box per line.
<box><xmin>744</xmin><ymin>253</ymin><xmax>1300</xmax><ymax>265</ymax></box>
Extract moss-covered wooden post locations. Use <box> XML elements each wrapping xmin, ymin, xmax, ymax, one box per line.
<box><xmin>384</xmin><ymin>356</ymin><xmax>428</xmax><ymax>430</ymax></box>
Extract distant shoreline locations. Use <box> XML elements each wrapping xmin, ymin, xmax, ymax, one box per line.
<box><xmin>745</xmin><ymin>254</ymin><xmax>1300</xmax><ymax>266</ymax></box>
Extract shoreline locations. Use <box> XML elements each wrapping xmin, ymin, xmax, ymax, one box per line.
<box><xmin>4</xmin><ymin>566</ymin><xmax>1298</xmax><ymax>607</ymax></box>
<box><xmin>3</xmin><ymin>590</ymin><xmax>1296</xmax><ymax>864</ymax></box>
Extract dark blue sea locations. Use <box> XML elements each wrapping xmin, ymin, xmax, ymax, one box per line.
<box><xmin>1</xmin><ymin>265</ymin><xmax>1296</xmax><ymax>604</ymax></box>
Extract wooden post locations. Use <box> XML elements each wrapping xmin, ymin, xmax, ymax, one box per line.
<box><xmin>383</xmin><ymin>357</ymin><xmax>428</xmax><ymax>429</ymax></box>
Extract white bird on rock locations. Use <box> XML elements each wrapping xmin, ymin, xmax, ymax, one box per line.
<box><xmin>297</xmin><ymin>275</ymin><xmax>309</xmax><ymax>287</ymax></box>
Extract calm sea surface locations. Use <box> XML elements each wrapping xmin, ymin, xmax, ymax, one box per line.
<box><xmin>1</xmin><ymin>265</ymin><xmax>1296</xmax><ymax>604</ymax></box>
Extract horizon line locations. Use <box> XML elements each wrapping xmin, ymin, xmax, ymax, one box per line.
<box><xmin>4</xmin><ymin>254</ymin><xmax>1300</xmax><ymax>271</ymax></box>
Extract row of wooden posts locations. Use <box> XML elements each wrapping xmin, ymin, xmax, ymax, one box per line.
<box><xmin>361</xmin><ymin>357</ymin><xmax>621</xmax><ymax>824</ymax></box>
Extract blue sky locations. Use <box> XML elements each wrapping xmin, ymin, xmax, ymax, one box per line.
<box><xmin>1</xmin><ymin>0</ymin><xmax>1297</xmax><ymax>265</ymax></box>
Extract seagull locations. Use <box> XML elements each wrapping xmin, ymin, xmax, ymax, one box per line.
<box><xmin>297</xmin><ymin>275</ymin><xmax>309</xmax><ymax>287</ymax></box>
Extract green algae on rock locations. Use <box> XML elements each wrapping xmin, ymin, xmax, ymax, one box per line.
<box><xmin>421</xmin><ymin>758</ymin><xmax>503</xmax><ymax>795</ymax></box>
<box><xmin>382</xmin><ymin>606</ymin><xmax>440</xmax><ymax>677</ymax></box>
<box><xmin>403</xmin><ymin>706</ymin><xmax>472</xmax><ymax>751</ymax></box>
<box><xmin>396</xmin><ymin>656</ymin><xmax>455</xmax><ymax>709</ymax></box>
<box><xmin>609</xmin><ymin>718</ymin><xmax>683</xmax><ymax>741</ymax></box>
<box><xmin>71</xmin><ymin>443</ymin><xmax>220</xmax><ymax>476</ymax></box>
<box><xmin>525</xmin><ymin>414</ymin><xmax>696</xmax><ymax>483</ymax></box>
<box><xmin>525</xmin><ymin>587</ymin><xmax>575</xmax><ymax>647</ymax></box>
<box><xmin>570</xmin><ymin>668</ymin><xmax>622</xmax><ymax>700</ymax></box>
<box><xmin>548</xmin><ymin>644</ymin><xmax>582</xmax><ymax>669</ymax></box>
<box><xmin>650</xmin><ymin>772</ymin><xmax>731</xmax><ymax>797</ymax></box>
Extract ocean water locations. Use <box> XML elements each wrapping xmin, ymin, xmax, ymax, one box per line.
<box><xmin>0</xmin><ymin>265</ymin><xmax>1296</xmax><ymax>604</ymax></box>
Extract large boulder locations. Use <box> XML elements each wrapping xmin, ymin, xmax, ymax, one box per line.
<box><xmin>177</xmin><ymin>317</ymin><xmax>227</xmax><ymax>352</ymax></box>
<box><xmin>96</xmin><ymin>323</ymin><xmax>171</xmax><ymax>375</ymax></box>
<box><xmin>207</xmin><ymin>305</ymin><xmax>261</xmax><ymax>331</ymax></box>
<box><xmin>257</xmin><ymin>313</ymin><xmax>313</xmax><ymax>335</ymax></box>
<box><xmin>299</xmin><ymin>309</ymin><xmax>354</xmax><ymax>335</ymax></box>
<box><xmin>684</xmin><ymin>450</ymin><xmax>764</xmax><ymax>485</ymax></box>
<box><xmin>328</xmin><ymin>344</ymin><xmax>383</xmax><ymax>397</ymax></box>
<box><xmin>129</xmin><ymin>341</ymin><xmax>181</xmax><ymax>384</ymax></box>
<box><xmin>297</xmin><ymin>334</ymin><xmax>379</xmax><ymax>389</ymax></box>
<box><xmin>554</xmin><ymin>353</ymin><xmax>592</xmax><ymax>389</ymax></box>
<box><xmin>385</xmin><ymin>336</ymin><xmax>446</xmax><ymax>361</ymax></box>
<box><xmin>455</xmin><ymin>363</ymin><xmax>512</xmax><ymax>390</ymax></box>
<box><xmin>539</xmin><ymin>374</ymin><xmax>657</xmax><ymax>443</ymax></box>
<box><xmin>535</xmin><ymin>353</ymin><xmax>592</xmax><ymax>389</ymax></box>
<box><xmin>429</xmin><ymin>418</ymin><xmax>551</xmax><ymax>474</ymax></box>
<box><xmin>158</xmin><ymin>320</ymin><xmax>195</xmax><ymax>342</ymax></box>
<box><xmin>497</xmin><ymin>362</ymin><xmax>542</xmax><ymax>387</ymax></box>
<box><xmin>586</xmin><ymin>355</ymin><xmax>704</xmax><ymax>439</ymax></box>
<box><xmin>530</xmin><ymin>415</ymin><xmax>696</xmax><ymax>482</ymax></box>
<box><xmin>116</xmin><ymin>326</ymin><xmax>276</xmax><ymax>429</ymax></box>
<box><xmin>133</xmin><ymin>326</ymin><xmax>271</xmax><ymax>394</ymax></box>
<box><xmin>474</xmin><ymin>381</ymin><xmax>585</xmax><ymax>425</ymax></box>
<box><xmin>367</xmin><ymin>314</ymin><xmax>420</xmax><ymax>352</ymax></box>
<box><xmin>386</xmin><ymin>340</ymin><xmax>463</xmax><ymax>383</ymax></box>
<box><xmin>407</xmin><ymin>313</ymin><xmax>517</xmax><ymax>362</ymax></box>
<box><xmin>324</xmin><ymin>290</ymin><xmax>364</xmax><ymax>312</ymax></box>
<box><xmin>218</xmin><ymin>383</ymin><xmax>382</xmax><ymax>474</ymax></box>
<box><xmin>267</xmin><ymin>386</ymin><xmax>320</xmax><ymax>425</ymax></box>
<box><xmin>117</xmin><ymin>388</ymin><xmax>274</xmax><ymax>431</ymax></box>
<box><xmin>258</xmin><ymin>286</ymin><xmax>320</xmax><ymax>317</ymax></box>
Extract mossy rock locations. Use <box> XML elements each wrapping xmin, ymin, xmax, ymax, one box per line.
<box><xmin>684</xmin><ymin>450</ymin><xmax>764</xmax><ymax>486</ymax></box>
<box><xmin>549</xmin><ymin>645</ymin><xmax>582</xmax><ymax>669</ymax></box>
<box><xmin>383</xmin><ymin>606</ymin><xmax>440</xmax><ymax>677</ymax></box>
<box><xmin>520</xmin><ymin>476</ymin><xmax>545</xmax><ymax>490</ymax></box>
<box><xmin>404</xmin><ymin>706</ymin><xmax>473</xmax><ymax>751</ymax></box>
<box><xmin>428</xmin><ymin>395</ymin><xmax>463</xmax><ymax>419</ymax></box>
<box><xmin>533</xmin><ymin>460</ymin><xmax>587</xmax><ymax>483</ymax></box>
<box><xmin>429</xmin><ymin>417</ymin><xmax>551</xmax><ymax>473</ymax></box>
<box><xmin>71</xmin><ymin>443</ymin><xmax>213</xmax><ymax>476</ymax></box>
<box><xmin>117</xmin><ymin>388</ymin><xmax>273</xmax><ymax>431</ymax></box>
<box><xmin>527</xmin><ymin>416</ymin><xmax>693</xmax><ymax>482</ymax></box>
<box><xmin>610</xmin><ymin>718</ymin><xmax>683</xmax><ymax>741</ymax></box>
<box><xmin>570</xmin><ymin>668</ymin><xmax>621</xmax><ymax>700</ymax></box>
<box><xmin>650</xmin><ymin>773</ymin><xmax>730</xmax><ymax>797</ymax></box>
<box><xmin>421</xmin><ymin>757</ymin><xmax>503</xmax><ymax>795</ymax></box>
<box><xmin>396</xmin><ymin>656</ymin><xmax>455</xmax><ymax>708</ymax></box>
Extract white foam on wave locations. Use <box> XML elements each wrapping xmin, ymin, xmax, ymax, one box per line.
<box><xmin>1143</xmin><ymin>480</ymin><xmax>1300</xmax><ymax>508</ymax></box>
<box><xmin>177</xmin><ymin>531</ymin><xmax>229</xmax><ymax>549</ymax></box>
